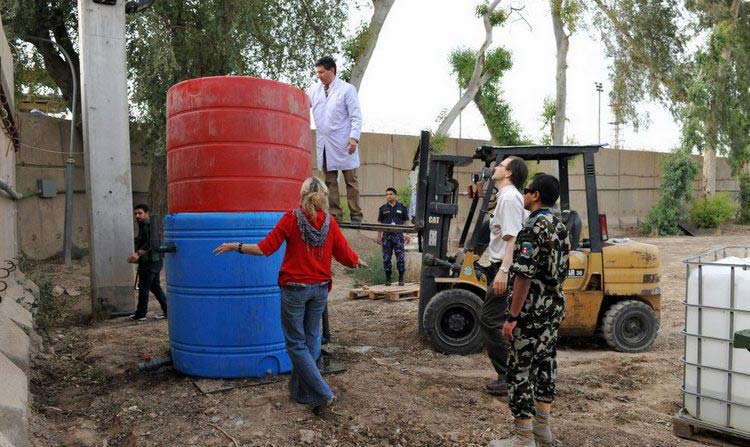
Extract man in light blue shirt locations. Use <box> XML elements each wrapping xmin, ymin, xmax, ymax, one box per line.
<box><xmin>307</xmin><ymin>56</ymin><xmax>363</xmax><ymax>223</ymax></box>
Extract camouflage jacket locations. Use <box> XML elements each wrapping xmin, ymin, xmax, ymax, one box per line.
<box><xmin>509</xmin><ymin>208</ymin><xmax>570</xmax><ymax>321</ymax></box>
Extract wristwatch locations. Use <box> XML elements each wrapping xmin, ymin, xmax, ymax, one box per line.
<box><xmin>506</xmin><ymin>313</ymin><xmax>519</xmax><ymax>323</ymax></box>
<box><xmin>499</xmin><ymin>266</ymin><xmax>510</xmax><ymax>274</ymax></box>
<box><xmin>237</xmin><ymin>242</ymin><xmax>244</xmax><ymax>253</ymax></box>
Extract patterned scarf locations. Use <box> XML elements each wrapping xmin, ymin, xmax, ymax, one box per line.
<box><xmin>294</xmin><ymin>208</ymin><xmax>330</xmax><ymax>258</ymax></box>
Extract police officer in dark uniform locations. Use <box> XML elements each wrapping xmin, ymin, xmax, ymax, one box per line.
<box><xmin>128</xmin><ymin>204</ymin><xmax>168</xmax><ymax>321</ymax></box>
<box><xmin>490</xmin><ymin>174</ymin><xmax>570</xmax><ymax>447</ymax></box>
<box><xmin>377</xmin><ymin>187</ymin><xmax>410</xmax><ymax>286</ymax></box>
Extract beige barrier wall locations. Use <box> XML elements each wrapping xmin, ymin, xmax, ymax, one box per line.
<box><xmin>15</xmin><ymin>113</ymin><xmax>149</xmax><ymax>259</ymax></box>
<box><xmin>0</xmin><ymin>17</ymin><xmax>18</xmax><ymax>264</ymax></box>
<box><xmin>16</xmin><ymin>115</ymin><xmax>741</xmax><ymax>259</ymax></box>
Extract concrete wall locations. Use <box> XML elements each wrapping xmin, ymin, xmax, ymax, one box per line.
<box><xmin>15</xmin><ymin>113</ymin><xmax>149</xmax><ymax>259</ymax></box>
<box><xmin>1</xmin><ymin>15</ymin><xmax>37</xmax><ymax>447</ymax></box>
<box><xmin>0</xmin><ymin>15</ymin><xmax>18</xmax><ymax>264</ymax></box>
<box><xmin>16</xmin><ymin>115</ymin><xmax>741</xmax><ymax>259</ymax></box>
<box><xmin>328</xmin><ymin>134</ymin><xmax>739</xmax><ymax>237</ymax></box>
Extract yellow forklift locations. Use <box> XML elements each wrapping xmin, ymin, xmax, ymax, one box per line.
<box><xmin>343</xmin><ymin>131</ymin><xmax>661</xmax><ymax>355</ymax></box>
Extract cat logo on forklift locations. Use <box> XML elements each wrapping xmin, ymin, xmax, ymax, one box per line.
<box><xmin>428</xmin><ymin>216</ymin><xmax>440</xmax><ymax>225</ymax></box>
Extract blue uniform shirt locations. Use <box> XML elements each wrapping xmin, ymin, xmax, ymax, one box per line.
<box><xmin>378</xmin><ymin>201</ymin><xmax>409</xmax><ymax>225</ymax></box>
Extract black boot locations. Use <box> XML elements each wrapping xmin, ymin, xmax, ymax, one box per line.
<box><xmin>385</xmin><ymin>274</ymin><xmax>392</xmax><ymax>286</ymax></box>
<box><xmin>485</xmin><ymin>375</ymin><xmax>509</xmax><ymax>396</ymax></box>
<box><xmin>398</xmin><ymin>272</ymin><xmax>405</xmax><ymax>286</ymax></box>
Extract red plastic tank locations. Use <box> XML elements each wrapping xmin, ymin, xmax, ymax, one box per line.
<box><xmin>166</xmin><ymin>76</ymin><xmax>312</xmax><ymax>213</ymax></box>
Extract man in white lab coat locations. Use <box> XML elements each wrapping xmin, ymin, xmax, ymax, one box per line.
<box><xmin>307</xmin><ymin>56</ymin><xmax>363</xmax><ymax>223</ymax></box>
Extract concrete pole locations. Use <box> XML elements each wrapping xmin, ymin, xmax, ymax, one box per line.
<box><xmin>78</xmin><ymin>0</ymin><xmax>135</xmax><ymax>318</ymax></box>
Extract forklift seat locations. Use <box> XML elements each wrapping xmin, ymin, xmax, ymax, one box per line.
<box><xmin>561</xmin><ymin>210</ymin><xmax>582</xmax><ymax>250</ymax></box>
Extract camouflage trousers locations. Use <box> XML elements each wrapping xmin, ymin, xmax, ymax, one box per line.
<box><xmin>507</xmin><ymin>301</ymin><xmax>565</xmax><ymax>419</ymax></box>
<box><xmin>382</xmin><ymin>233</ymin><xmax>406</xmax><ymax>277</ymax></box>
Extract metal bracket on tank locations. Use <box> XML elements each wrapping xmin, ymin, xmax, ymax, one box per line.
<box><xmin>157</xmin><ymin>242</ymin><xmax>177</xmax><ymax>253</ymax></box>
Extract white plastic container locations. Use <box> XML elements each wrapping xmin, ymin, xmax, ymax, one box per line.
<box><xmin>682</xmin><ymin>250</ymin><xmax>750</xmax><ymax>436</ymax></box>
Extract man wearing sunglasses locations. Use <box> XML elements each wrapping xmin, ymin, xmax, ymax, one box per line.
<box><xmin>491</xmin><ymin>174</ymin><xmax>570</xmax><ymax>447</ymax></box>
<box><xmin>480</xmin><ymin>156</ymin><xmax>528</xmax><ymax>396</ymax></box>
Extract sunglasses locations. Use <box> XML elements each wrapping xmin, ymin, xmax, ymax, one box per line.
<box><xmin>523</xmin><ymin>188</ymin><xmax>537</xmax><ymax>195</ymax></box>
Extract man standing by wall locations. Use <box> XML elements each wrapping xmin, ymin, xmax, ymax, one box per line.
<box><xmin>491</xmin><ymin>174</ymin><xmax>570</xmax><ymax>447</ymax></box>
<box><xmin>307</xmin><ymin>56</ymin><xmax>363</xmax><ymax>223</ymax></box>
<box><xmin>127</xmin><ymin>204</ymin><xmax>168</xmax><ymax>321</ymax></box>
<box><xmin>376</xmin><ymin>187</ymin><xmax>410</xmax><ymax>286</ymax></box>
<box><xmin>480</xmin><ymin>156</ymin><xmax>528</xmax><ymax>396</ymax></box>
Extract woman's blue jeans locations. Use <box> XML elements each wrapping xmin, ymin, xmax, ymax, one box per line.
<box><xmin>280</xmin><ymin>283</ymin><xmax>333</xmax><ymax>408</ymax></box>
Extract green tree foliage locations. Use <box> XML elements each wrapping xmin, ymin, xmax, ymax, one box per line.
<box><xmin>640</xmin><ymin>149</ymin><xmax>700</xmax><ymax>235</ymax></box>
<box><xmin>739</xmin><ymin>174</ymin><xmax>750</xmax><ymax>224</ymax></box>
<box><xmin>397</xmin><ymin>184</ymin><xmax>411</xmax><ymax>210</ymax></box>
<box><xmin>340</xmin><ymin>23</ymin><xmax>371</xmax><ymax>82</ymax></box>
<box><xmin>127</xmin><ymin>1</ymin><xmax>346</xmax><ymax>154</ymax></box>
<box><xmin>449</xmin><ymin>47</ymin><xmax>525</xmax><ymax>145</ymax></box>
<box><xmin>589</xmin><ymin>0</ymin><xmax>688</xmax><ymax>130</ymax></box>
<box><xmin>688</xmin><ymin>192</ymin><xmax>737</xmax><ymax>229</ymax></box>
<box><xmin>128</xmin><ymin>1</ymin><xmax>347</xmax><ymax>215</ymax></box>
<box><xmin>539</xmin><ymin>97</ymin><xmax>556</xmax><ymax>145</ymax></box>
<box><xmin>4</xmin><ymin>1</ymin><xmax>348</xmax><ymax>216</ymax></box>
<box><xmin>679</xmin><ymin>1</ymin><xmax>750</xmax><ymax>181</ymax></box>
<box><xmin>2</xmin><ymin>1</ymin><xmax>81</xmax><ymax>114</ymax></box>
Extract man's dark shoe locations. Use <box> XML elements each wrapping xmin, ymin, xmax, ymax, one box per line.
<box><xmin>485</xmin><ymin>377</ymin><xmax>509</xmax><ymax>396</ymax></box>
<box><xmin>350</xmin><ymin>218</ymin><xmax>362</xmax><ymax>225</ymax></box>
<box><xmin>311</xmin><ymin>396</ymin><xmax>335</xmax><ymax>416</ymax></box>
<box><xmin>129</xmin><ymin>314</ymin><xmax>146</xmax><ymax>322</ymax></box>
<box><xmin>398</xmin><ymin>274</ymin><xmax>405</xmax><ymax>286</ymax></box>
<box><xmin>385</xmin><ymin>275</ymin><xmax>392</xmax><ymax>287</ymax></box>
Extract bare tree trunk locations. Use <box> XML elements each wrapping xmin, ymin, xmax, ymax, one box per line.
<box><xmin>702</xmin><ymin>143</ymin><xmax>717</xmax><ymax>197</ymax></box>
<box><xmin>551</xmin><ymin>0</ymin><xmax>568</xmax><ymax>145</ymax></box>
<box><xmin>436</xmin><ymin>0</ymin><xmax>502</xmax><ymax>136</ymax></box>
<box><xmin>348</xmin><ymin>0</ymin><xmax>396</xmax><ymax>91</ymax></box>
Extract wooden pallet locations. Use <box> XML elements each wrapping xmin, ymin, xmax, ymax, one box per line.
<box><xmin>673</xmin><ymin>412</ymin><xmax>750</xmax><ymax>446</ymax></box>
<box><xmin>348</xmin><ymin>283</ymin><xmax>420</xmax><ymax>302</ymax></box>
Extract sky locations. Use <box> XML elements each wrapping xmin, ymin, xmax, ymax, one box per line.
<box><xmin>349</xmin><ymin>0</ymin><xmax>682</xmax><ymax>152</ymax></box>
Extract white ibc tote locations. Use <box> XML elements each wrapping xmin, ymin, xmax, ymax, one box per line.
<box><xmin>677</xmin><ymin>246</ymin><xmax>750</xmax><ymax>441</ymax></box>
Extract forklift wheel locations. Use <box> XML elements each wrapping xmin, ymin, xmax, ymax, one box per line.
<box><xmin>422</xmin><ymin>289</ymin><xmax>485</xmax><ymax>355</ymax></box>
<box><xmin>602</xmin><ymin>299</ymin><xmax>659</xmax><ymax>353</ymax></box>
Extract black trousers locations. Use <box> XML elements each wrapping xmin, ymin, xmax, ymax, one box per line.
<box><xmin>479</xmin><ymin>262</ymin><xmax>510</xmax><ymax>378</ymax></box>
<box><xmin>135</xmin><ymin>263</ymin><xmax>168</xmax><ymax>318</ymax></box>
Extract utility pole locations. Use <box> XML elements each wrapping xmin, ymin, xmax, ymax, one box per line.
<box><xmin>78</xmin><ymin>0</ymin><xmax>135</xmax><ymax>318</ymax></box>
<box><xmin>595</xmin><ymin>82</ymin><xmax>603</xmax><ymax>144</ymax></box>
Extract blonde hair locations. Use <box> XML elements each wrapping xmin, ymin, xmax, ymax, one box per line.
<box><xmin>299</xmin><ymin>177</ymin><xmax>329</xmax><ymax>223</ymax></box>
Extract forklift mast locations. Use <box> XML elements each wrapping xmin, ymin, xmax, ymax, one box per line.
<box><xmin>415</xmin><ymin>138</ymin><xmax>604</xmax><ymax>332</ymax></box>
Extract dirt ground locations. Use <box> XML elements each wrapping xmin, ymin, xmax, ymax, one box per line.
<box><xmin>23</xmin><ymin>227</ymin><xmax>750</xmax><ymax>447</ymax></box>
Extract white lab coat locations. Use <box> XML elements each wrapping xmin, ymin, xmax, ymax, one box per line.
<box><xmin>307</xmin><ymin>77</ymin><xmax>362</xmax><ymax>171</ymax></box>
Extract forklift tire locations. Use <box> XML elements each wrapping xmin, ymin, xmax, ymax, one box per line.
<box><xmin>602</xmin><ymin>299</ymin><xmax>659</xmax><ymax>353</ymax></box>
<box><xmin>422</xmin><ymin>289</ymin><xmax>485</xmax><ymax>355</ymax></box>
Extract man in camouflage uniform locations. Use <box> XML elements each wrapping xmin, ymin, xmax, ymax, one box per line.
<box><xmin>377</xmin><ymin>187</ymin><xmax>411</xmax><ymax>286</ymax></box>
<box><xmin>490</xmin><ymin>174</ymin><xmax>570</xmax><ymax>447</ymax></box>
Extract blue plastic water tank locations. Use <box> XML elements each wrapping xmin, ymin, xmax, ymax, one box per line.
<box><xmin>164</xmin><ymin>212</ymin><xmax>292</xmax><ymax>378</ymax></box>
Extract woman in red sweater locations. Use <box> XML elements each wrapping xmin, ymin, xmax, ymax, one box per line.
<box><xmin>213</xmin><ymin>177</ymin><xmax>367</xmax><ymax>415</ymax></box>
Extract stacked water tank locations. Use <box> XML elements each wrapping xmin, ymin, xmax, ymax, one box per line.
<box><xmin>164</xmin><ymin>76</ymin><xmax>311</xmax><ymax>378</ymax></box>
<box><xmin>679</xmin><ymin>247</ymin><xmax>750</xmax><ymax>439</ymax></box>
